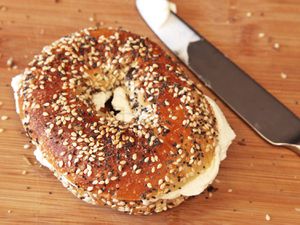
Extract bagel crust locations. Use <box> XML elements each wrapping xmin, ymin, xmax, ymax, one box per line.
<box><xmin>14</xmin><ymin>27</ymin><xmax>219</xmax><ymax>215</ymax></box>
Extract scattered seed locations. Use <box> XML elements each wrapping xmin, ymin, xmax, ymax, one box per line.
<box><xmin>1</xmin><ymin>115</ymin><xmax>8</xmax><ymax>120</ymax></box>
<box><xmin>246</xmin><ymin>12</ymin><xmax>252</xmax><ymax>17</ymax></box>
<box><xmin>273</xmin><ymin>43</ymin><xmax>280</xmax><ymax>49</ymax></box>
<box><xmin>265</xmin><ymin>214</ymin><xmax>271</xmax><ymax>221</ymax></box>
<box><xmin>228</xmin><ymin>188</ymin><xmax>233</xmax><ymax>193</ymax></box>
<box><xmin>23</xmin><ymin>144</ymin><xmax>31</xmax><ymax>150</ymax></box>
<box><xmin>295</xmin><ymin>208</ymin><xmax>300</xmax><ymax>212</ymax></box>
<box><xmin>280</xmin><ymin>72</ymin><xmax>287</xmax><ymax>79</ymax></box>
<box><xmin>22</xmin><ymin>170</ymin><xmax>27</xmax><ymax>175</ymax></box>
<box><xmin>258</xmin><ymin>32</ymin><xmax>265</xmax><ymax>38</ymax></box>
<box><xmin>0</xmin><ymin>128</ymin><xmax>4</xmax><ymax>133</ymax></box>
<box><xmin>7</xmin><ymin>209</ymin><xmax>12</xmax><ymax>214</ymax></box>
<box><xmin>6</xmin><ymin>57</ymin><xmax>14</xmax><ymax>68</ymax></box>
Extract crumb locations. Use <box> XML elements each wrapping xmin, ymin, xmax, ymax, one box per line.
<box><xmin>6</xmin><ymin>57</ymin><xmax>14</xmax><ymax>68</ymax></box>
<box><xmin>280</xmin><ymin>72</ymin><xmax>287</xmax><ymax>79</ymax></box>
<box><xmin>77</xmin><ymin>9</ymin><xmax>82</xmax><ymax>13</ymax></box>
<box><xmin>228</xmin><ymin>188</ymin><xmax>233</xmax><ymax>193</ymax></box>
<box><xmin>23</xmin><ymin>144</ymin><xmax>31</xmax><ymax>150</ymax></box>
<box><xmin>265</xmin><ymin>214</ymin><xmax>271</xmax><ymax>221</ymax></box>
<box><xmin>273</xmin><ymin>43</ymin><xmax>280</xmax><ymax>49</ymax></box>
<box><xmin>1</xmin><ymin>115</ymin><xmax>8</xmax><ymax>120</ymax></box>
<box><xmin>12</xmin><ymin>65</ymin><xmax>18</xmax><ymax>70</ymax></box>
<box><xmin>48</xmin><ymin>191</ymin><xmax>53</xmax><ymax>195</ymax></box>
<box><xmin>208</xmin><ymin>192</ymin><xmax>213</xmax><ymax>198</ymax></box>
<box><xmin>0</xmin><ymin>128</ymin><xmax>4</xmax><ymax>133</ymax></box>
<box><xmin>22</xmin><ymin>170</ymin><xmax>27</xmax><ymax>175</ymax></box>
<box><xmin>295</xmin><ymin>100</ymin><xmax>298</xmax><ymax>105</ymax></box>
<box><xmin>258</xmin><ymin>32</ymin><xmax>265</xmax><ymax>38</ymax></box>
<box><xmin>246</xmin><ymin>12</ymin><xmax>252</xmax><ymax>17</ymax></box>
<box><xmin>54</xmin><ymin>0</ymin><xmax>60</xmax><ymax>3</ymax></box>
<box><xmin>26</xmin><ymin>186</ymin><xmax>31</xmax><ymax>190</ymax></box>
<box><xmin>7</xmin><ymin>209</ymin><xmax>12</xmax><ymax>214</ymax></box>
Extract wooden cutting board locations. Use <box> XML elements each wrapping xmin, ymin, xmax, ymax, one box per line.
<box><xmin>0</xmin><ymin>0</ymin><xmax>299</xmax><ymax>224</ymax></box>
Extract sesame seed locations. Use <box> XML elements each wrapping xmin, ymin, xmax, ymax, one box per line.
<box><xmin>147</xmin><ymin>183</ymin><xmax>152</xmax><ymax>188</ymax></box>
<box><xmin>280</xmin><ymin>72</ymin><xmax>287</xmax><ymax>79</ymax></box>
<box><xmin>132</xmin><ymin>153</ymin><xmax>137</xmax><ymax>160</ymax></box>
<box><xmin>246</xmin><ymin>12</ymin><xmax>252</xmax><ymax>17</ymax></box>
<box><xmin>228</xmin><ymin>188</ymin><xmax>233</xmax><ymax>193</ymax></box>
<box><xmin>157</xmin><ymin>163</ymin><xmax>162</xmax><ymax>169</ymax></box>
<box><xmin>58</xmin><ymin>161</ymin><xmax>64</xmax><ymax>168</ymax></box>
<box><xmin>87</xmin><ymin>186</ymin><xmax>93</xmax><ymax>191</ymax></box>
<box><xmin>23</xmin><ymin>144</ymin><xmax>31</xmax><ymax>150</ymax></box>
<box><xmin>1</xmin><ymin>115</ymin><xmax>8</xmax><ymax>120</ymax></box>
<box><xmin>274</xmin><ymin>43</ymin><xmax>280</xmax><ymax>49</ymax></box>
<box><xmin>22</xmin><ymin>170</ymin><xmax>27</xmax><ymax>175</ymax></box>
<box><xmin>258</xmin><ymin>32</ymin><xmax>265</xmax><ymax>38</ymax></box>
<box><xmin>265</xmin><ymin>214</ymin><xmax>271</xmax><ymax>221</ymax></box>
<box><xmin>0</xmin><ymin>128</ymin><xmax>4</xmax><ymax>133</ymax></box>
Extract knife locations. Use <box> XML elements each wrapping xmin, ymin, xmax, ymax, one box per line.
<box><xmin>136</xmin><ymin>0</ymin><xmax>300</xmax><ymax>154</ymax></box>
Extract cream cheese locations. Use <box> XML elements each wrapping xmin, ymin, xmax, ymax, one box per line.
<box><xmin>111</xmin><ymin>87</ymin><xmax>134</xmax><ymax>123</ymax></box>
<box><xmin>92</xmin><ymin>91</ymin><xmax>112</xmax><ymax>110</ymax></box>
<box><xmin>11</xmin><ymin>74</ymin><xmax>25</xmax><ymax>114</ymax></box>
<box><xmin>160</xmin><ymin>96</ymin><xmax>236</xmax><ymax>199</ymax></box>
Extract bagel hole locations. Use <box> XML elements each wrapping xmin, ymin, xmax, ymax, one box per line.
<box><xmin>105</xmin><ymin>95</ymin><xmax>120</xmax><ymax>115</ymax></box>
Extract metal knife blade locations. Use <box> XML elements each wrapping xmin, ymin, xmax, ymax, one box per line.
<box><xmin>136</xmin><ymin>1</ymin><xmax>300</xmax><ymax>154</ymax></box>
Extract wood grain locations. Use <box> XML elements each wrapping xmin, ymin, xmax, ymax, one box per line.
<box><xmin>0</xmin><ymin>0</ymin><xmax>299</xmax><ymax>224</ymax></box>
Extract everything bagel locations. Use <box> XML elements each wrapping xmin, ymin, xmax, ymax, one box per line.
<box><xmin>12</xmin><ymin>27</ymin><xmax>235</xmax><ymax>215</ymax></box>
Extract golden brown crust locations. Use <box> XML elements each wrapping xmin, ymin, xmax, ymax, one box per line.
<box><xmin>15</xmin><ymin>27</ymin><xmax>218</xmax><ymax>214</ymax></box>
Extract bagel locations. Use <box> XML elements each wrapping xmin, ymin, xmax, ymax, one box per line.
<box><xmin>12</xmin><ymin>27</ymin><xmax>235</xmax><ymax>215</ymax></box>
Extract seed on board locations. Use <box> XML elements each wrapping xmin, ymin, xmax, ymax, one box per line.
<box><xmin>273</xmin><ymin>43</ymin><xmax>280</xmax><ymax>49</ymax></box>
<box><xmin>258</xmin><ymin>32</ymin><xmax>265</xmax><ymax>38</ymax></box>
<box><xmin>246</xmin><ymin>12</ymin><xmax>252</xmax><ymax>17</ymax></box>
<box><xmin>23</xmin><ymin>144</ymin><xmax>31</xmax><ymax>150</ymax></box>
<box><xmin>0</xmin><ymin>128</ymin><xmax>4</xmax><ymax>133</ymax></box>
<box><xmin>1</xmin><ymin>115</ymin><xmax>8</xmax><ymax>120</ymax></box>
<box><xmin>280</xmin><ymin>72</ymin><xmax>287</xmax><ymax>79</ymax></box>
<box><xmin>228</xmin><ymin>188</ymin><xmax>233</xmax><ymax>193</ymax></box>
<box><xmin>265</xmin><ymin>214</ymin><xmax>271</xmax><ymax>221</ymax></box>
<box><xmin>22</xmin><ymin>170</ymin><xmax>27</xmax><ymax>175</ymax></box>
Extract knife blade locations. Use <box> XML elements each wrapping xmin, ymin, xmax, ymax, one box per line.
<box><xmin>136</xmin><ymin>1</ymin><xmax>300</xmax><ymax>154</ymax></box>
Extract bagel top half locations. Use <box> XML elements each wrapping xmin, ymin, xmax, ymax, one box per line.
<box><xmin>13</xmin><ymin>27</ymin><xmax>231</xmax><ymax>204</ymax></box>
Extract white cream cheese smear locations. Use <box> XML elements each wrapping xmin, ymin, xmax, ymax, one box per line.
<box><xmin>160</xmin><ymin>96</ymin><xmax>236</xmax><ymax>200</ymax></box>
<box><xmin>11</xmin><ymin>74</ymin><xmax>25</xmax><ymax>114</ymax></box>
